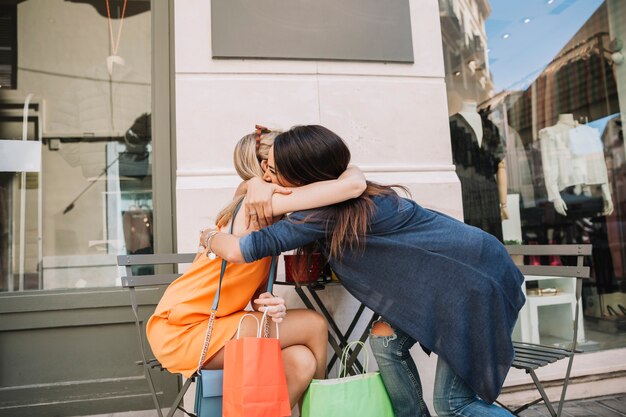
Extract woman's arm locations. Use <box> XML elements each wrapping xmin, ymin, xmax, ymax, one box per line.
<box><xmin>206</xmin><ymin>210</ymin><xmax>326</xmax><ymax>264</ymax></box>
<box><xmin>273</xmin><ymin>165</ymin><xmax>366</xmax><ymax>214</ymax></box>
<box><xmin>202</xmin><ymin>231</ymin><xmax>243</xmax><ymax>263</ymax></box>
<box><xmin>245</xmin><ymin>165</ymin><xmax>366</xmax><ymax>227</ymax></box>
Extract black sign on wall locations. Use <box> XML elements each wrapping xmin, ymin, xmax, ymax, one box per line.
<box><xmin>211</xmin><ymin>0</ymin><xmax>414</xmax><ymax>63</ymax></box>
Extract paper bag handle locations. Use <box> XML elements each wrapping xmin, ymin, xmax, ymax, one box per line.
<box><xmin>338</xmin><ymin>341</ymin><xmax>369</xmax><ymax>378</ymax></box>
<box><xmin>235</xmin><ymin>310</ymin><xmax>280</xmax><ymax>340</ymax></box>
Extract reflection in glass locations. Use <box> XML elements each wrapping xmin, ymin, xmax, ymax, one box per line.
<box><xmin>440</xmin><ymin>0</ymin><xmax>626</xmax><ymax>351</ymax></box>
<box><xmin>0</xmin><ymin>0</ymin><xmax>152</xmax><ymax>291</ymax></box>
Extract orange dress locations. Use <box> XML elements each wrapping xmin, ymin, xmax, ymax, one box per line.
<box><xmin>146</xmin><ymin>251</ymin><xmax>272</xmax><ymax>378</ymax></box>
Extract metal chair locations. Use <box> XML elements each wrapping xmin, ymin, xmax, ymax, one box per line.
<box><xmin>118</xmin><ymin>253</ymin><xmax>197</xmax><ymax>417</ymax></box>
<box><xmin>500</xmin><ymin>244</ymin><xmax>592</xmax><ymax>417</ymax></box>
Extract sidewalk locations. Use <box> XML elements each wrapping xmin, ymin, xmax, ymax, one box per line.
<box><xmin>519</xmin><ymin>393</ymin><xmax>626</xmax><ymax>416</ymax></box>
<box><xmin>81</xmin><ymin>393</ymin><xmax>626</xmax><ymax>417</ymax></box>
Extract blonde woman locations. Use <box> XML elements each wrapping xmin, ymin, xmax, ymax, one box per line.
<box><xmin>146</xmin><ymin>126</ymin><xmax>366</xmax><ymax>408</ymax></box>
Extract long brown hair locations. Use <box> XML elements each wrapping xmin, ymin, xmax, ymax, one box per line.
<box><xmin>273</xmin><ymin>125</ymin><xmax>406</xmax><ymax>259</ymax></box>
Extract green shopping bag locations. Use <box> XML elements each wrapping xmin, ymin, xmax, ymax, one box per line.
<box><xmin>301</xmin><ymin>341</ymin><xmax>395</xmax><ymax>417</ymax></box>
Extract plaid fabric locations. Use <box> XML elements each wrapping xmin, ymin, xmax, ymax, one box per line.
<box><xmin>507</xmin><ymin>42</ymin><xmax>619</xmax><ymax>141</ymax></box>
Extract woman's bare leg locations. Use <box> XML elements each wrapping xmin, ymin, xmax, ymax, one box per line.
<box><xmin>235</xmin><ymin>309</ymin><xmax>328</xmax><ymax>378</ymax></box>
<box><xmin>281</xmin><ymin>345</ymin><xmax>317</xmax><ymax>406</ymax></box>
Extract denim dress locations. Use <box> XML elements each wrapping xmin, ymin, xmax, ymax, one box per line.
<box><xmin>240</xmin><ymin>194</ymin><xmax>526</xmax><ymax>403</ymax></box>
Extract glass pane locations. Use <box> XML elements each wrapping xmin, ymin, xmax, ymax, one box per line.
<box><xmin>0</xmin><ymin>0</ymin><xmax>152</xmax><ymax>291</ymax></box>
<box><xmin>439</xmin><ymin>0</ymin><xmax>626</xmax><ymax>351</ymax></box>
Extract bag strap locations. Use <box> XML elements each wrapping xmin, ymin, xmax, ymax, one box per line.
<box><xmin>196</xmin><ymin>199</ymin><xmax>277</xmax><ymax>372</ymax></box>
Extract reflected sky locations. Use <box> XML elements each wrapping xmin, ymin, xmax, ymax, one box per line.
<box><xmin>486</xmin><ymin>0</ymin><xmax>603</xmax><ymax>92</ymax></box>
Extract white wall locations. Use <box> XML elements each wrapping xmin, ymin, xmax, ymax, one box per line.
<box><xmin>174</xmin><ymin>0</ymin><xmax>459</xmax><ymax>412</ymax></box>
<box><xmin>175</xmin><ymin>0</ymin><xmax>461</xmax><ymax>236</ymax></box>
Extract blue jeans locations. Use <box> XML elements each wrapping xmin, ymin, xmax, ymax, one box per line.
<box><xmin>369</xmin><ymin>321</ymin><xmax>512</xmax><ymax>417</ymax></box>
<box><xmin>369</xmin><ymin>321</ymin><xmax>431</xmax><ymax>417</ymax></box>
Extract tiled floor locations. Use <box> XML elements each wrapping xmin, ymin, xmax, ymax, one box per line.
<box><xmin>519</xmin><ymin>393</ymin><xmax>626</xmax><ymax>416</ymax></box>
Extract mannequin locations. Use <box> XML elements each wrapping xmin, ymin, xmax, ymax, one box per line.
<box><xmin>457</xmin><ymin>101</ymin><xmax>508</xmax><ymax>218</ymax></box>
<box><xmin>539</xmin><ymin>113</ymin><xmax>613</xmax><ymax>216</ymax></box>
<box><xmin>449</xmin><ymin>100</ymin><xmax>508</xmax><ymax>242</ymax></box>
<box><xmin>458</xmin><ymin>100</ymin><xmax>484</xmax><ymax>146</ymax></box>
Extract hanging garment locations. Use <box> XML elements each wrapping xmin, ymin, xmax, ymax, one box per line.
<box><xmin>539</xmin><ymin>126</ymin><xmax>577</xmax><ymax>201</ymax></box>
<box><xmin>450</xmin><ymin>112</ymin><xmax>505</xmax><ymax>241</ymax></box>
<box><xmin>567</xmin><ymin>124</ymin><xmax>608</xmax><ymax>186</ymax></box>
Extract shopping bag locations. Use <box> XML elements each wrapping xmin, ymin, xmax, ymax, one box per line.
<box><xmin>194</xmin><ymin>369</ymin><xmax>223</xmax><ymax>417</ymax></box>
<box><xmin>302</xmin><ymin>341</ymin><xmax>395</xmax><ymax>417</ymax></box>
<box><xmin>222</xmin><ymin>312</ymin><xmax>291</xmax><ymax>417</ymax></box>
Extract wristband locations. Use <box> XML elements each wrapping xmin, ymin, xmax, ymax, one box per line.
<box><xmin>205</xmin><ymin>231</ymin><xmax>219</xmax><ymax>260</ymax></box>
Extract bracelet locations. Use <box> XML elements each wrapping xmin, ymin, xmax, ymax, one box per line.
<box><xmin>205</xmin><ymin>231</ymin><xmax>219</xmax><ymax>260</ymax></box>
<box><xmin>500</xmin><ymin>202</ymin><xmax>507</xmax><ymax>208</ymax></box>
<box><xmin>203</xmin><ymin>230</ymin><xmax>213</xmax><ymax>248</ymax></box>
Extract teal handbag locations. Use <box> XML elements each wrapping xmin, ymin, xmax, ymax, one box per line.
<box><xmin>301</xmin><ymin>341</ymin><xmax>395</xmax><ymax>417</ymax></box>
<box><xmin>195</xmin><ymin>369</ymin><xmax>223</xmax><ymax>417</ymax></box>
<box><xmin>194</xmin><ymin>202</ymin><xmax>278</xmax><ymax>417</ymax></box>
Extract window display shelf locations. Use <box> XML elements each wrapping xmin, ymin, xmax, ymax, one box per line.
<box><xmin>517</xmin><ymin>274</ymin><xmax>585</xmax><ymax>345</ymax></box>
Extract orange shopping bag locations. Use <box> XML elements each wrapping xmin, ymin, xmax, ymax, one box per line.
<box><xmin>222</xmin><ymin>311</ymin><xmax>291</xmax><ymax>417</ymax></box>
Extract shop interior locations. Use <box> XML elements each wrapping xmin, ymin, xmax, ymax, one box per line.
<box><xmin>439</xmin><ymin>0</ymin><xmax>626</xmax><ymax>351</ymax></box>
<box><xmin>0</xmin><ymin>0</ymin><xmax>152</xmax><ymax>292</ymax></box>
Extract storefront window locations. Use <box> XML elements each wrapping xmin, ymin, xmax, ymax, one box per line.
<box><xmin>440</xmin><ymin>0</ymin><xmax>626</xmax><ymax>350</ymax></box>
<box><xmin>0</xmin><ymin>0</ymin><xmax>152</xmax><ymax>291</ymax></box>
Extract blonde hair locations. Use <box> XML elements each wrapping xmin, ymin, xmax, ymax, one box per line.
<box><xmin>216</xmin><ymin>129</ymin><xmax>281</xmax><ymax>228</ymax></box>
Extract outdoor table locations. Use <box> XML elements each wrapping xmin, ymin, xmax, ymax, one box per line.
<box><xmin>275</xmin><ymin>279</ymin><xmax>379</xmax><ymax>376</ymax></box>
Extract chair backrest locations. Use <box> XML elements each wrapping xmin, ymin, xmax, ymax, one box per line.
<box><xmin>118</xmin><ymin>253</ymin><xmax>197</xmax><ymax>288</ymax></box>
<box><xmin>506</xmin><ymin>244</ymin><xmax>592</xmax><ymax>353</ymax></box>
<box><xmin>505</xmin><ymin>244</ymin><xmax>592</xmax><ymax>279</ymax></box>
<box><xmin>503</xmin><ymin>246</ymin><xmax>593</xmax><ymax>416</ymax></box>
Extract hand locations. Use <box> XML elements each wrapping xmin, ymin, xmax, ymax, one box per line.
<box><xmin>500</xmin><ymin>206</ymin><xmax>509</xmax><ymax>220</ymax></box>
<box><xmin>553</xmin><ymin>197</ymin><xmax>568</xmax><ymax>216</ymax></box>
<box><xmin>245</xmin><ymin>177</ymin><xmax>291</xmax><ymax>229</ymax></box>
<box><xmin>603</xmin><ymin>197</ymin><xmax>614</xmax><ymax>216</ymax></box>
<box><xmin>254</xmin><ymin>292</ymin><xmax>287</xmax><ymax>323</ymax></box>
<box><xmin>199</xmin><ymin>227</ymin><xmax>217</xmax><ymax>249</ymax></box>
<box><xmin>601</xmin><ymin>184</ymin><xmax>614</xmax><ymax>216</ymax></box>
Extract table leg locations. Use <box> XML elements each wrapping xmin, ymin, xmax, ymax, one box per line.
<box><xmin>344</xmin><ymin>313</ymin><xmax>379</xmax><ymax>375</ymax></box>
<box><xmin>307</xmin><ymin>285</ymin><xmax>350</xmax><ymax>345</ymax></box>
<box><xmin>307</xmin><ymin>285</ymin><xmax>367</xmax><ymax>374</ymax></box>
<box><xmin>345</xmin><ymin>304</ymin><xmax>366</xmax><ymax>340</ymax></box>
<box><xmin>290</xmin><ymin>282</ymin><xmax>378</xmax><ymax>376</ymax></box>
<box><xmin>326</xmin><ymin>307</ymin><xmax>369</xmax><ymax>374</ymax></box>
<box><xmin>293</xmin><ymin>285</ymin><xmax>344</xmax><ymax>370</ymax></box>
<box><xmin>326</xmin><ymin>337</ymin><xmax>343</xmax><ymax>376</ymax></box>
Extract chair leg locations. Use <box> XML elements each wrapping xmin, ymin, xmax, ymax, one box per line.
<box><xmin>511</xmin><ymin>397</ymin><xmax>547</xmax><ymax>415</ymax></box>
<box><xmin>130</xmin><ymin>287</ymin><xmax>164</xmax><ymax>417</ymax></box>
<box><xmin>494</xmin><ymin>399</ymin><xmax>516</xmax><ymax>414</ymax></box>
<box><xmin>166</xmin><ymin>376</ymin><xmax>195</xmax><ymax>417</ymax></box>
<box><xmin>528</xmin><ymin>369</ymin><xmax>557</xmax><ymax>417</ymax></box>
<box><xmin>142</xmin><ymin>360</ymin><xmax>164</xmax><ymax>417</ymax></box>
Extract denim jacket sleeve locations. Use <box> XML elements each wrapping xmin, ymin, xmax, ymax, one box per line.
<box><xmin>239</xmin><ymin>211</ymin><xmax>328</xmax><ymax>263</ymax></box>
